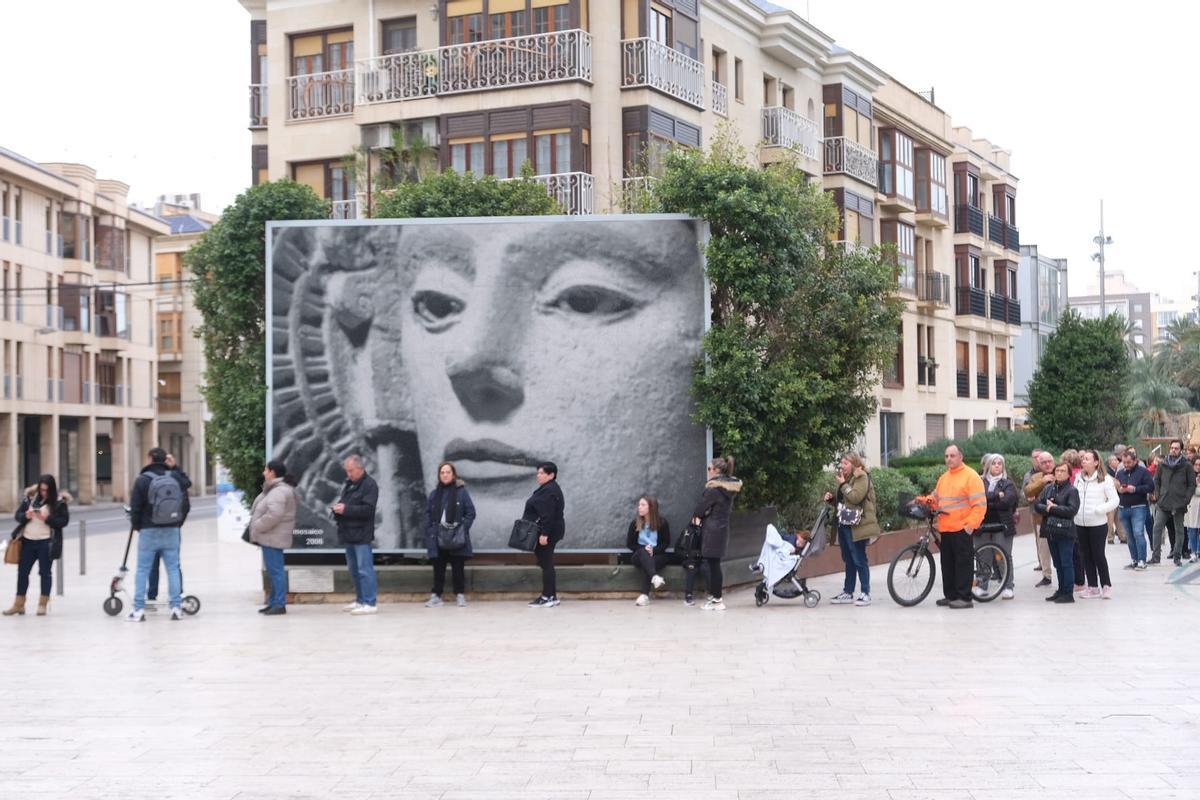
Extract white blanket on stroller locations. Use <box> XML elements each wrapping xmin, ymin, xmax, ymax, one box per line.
<box><xmin>755</xmin><ymin>524</ymin><xmax>800</xmax><ymax>591</ymax></box>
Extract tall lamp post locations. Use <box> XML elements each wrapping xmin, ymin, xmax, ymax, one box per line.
<box><xmin>1092</xmin><ymin>199</ymin><xmax>1113</xmax><ymax>319</ymax></box>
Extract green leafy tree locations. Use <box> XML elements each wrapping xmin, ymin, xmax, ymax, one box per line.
<box><xmin>653</xmin><ymin>131</ymin><xmax>904</xmax><ymax>510</ymax></box>
<box><xmin>373</xmin><ymin>164</ymin><xmax>560</xmax><ymax>218</ymax></box>
<box><xmin>342</xmin><ymin>128</ymin><xmax>439</xmax><ymax>216</ymax></box>
<box><xmin>1027</xmin><ymin>309</ymin><xmax>1130</xmax><ymax>450</ymax></box>
<box><xmin>187</xmin><ymin>180</ymin><xmax>328</xmax><ymax>494</ymax></box>
<box><xmin>1128</xmin><ymin>356</ymin><xmax>1192</xmax><ymax>438</ymax></box>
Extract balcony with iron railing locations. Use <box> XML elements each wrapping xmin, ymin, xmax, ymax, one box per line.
<box><xmin>957</xmin><ymin>285</ymin><xmax>987</xmax><ymax>318</ymax></box>
<box><xmin>917</xmin><ymin>271</ymin><xmax>952</xmax><ymax>306</ymax></box>
<box><xmin>358</xmin><ymin>30</ymin><xmax>592</xmax><ymax>105</ymax></box>
<box><xmin>761</xmin><ymin>106</ymin><xmax>821</xmax><ymax>161</ymax></box>
<box><xmin>620</xmin><ymin>176</ymin><xmax>659</xmax><ymax>212</ymax></box>
<box><xmin>823</xmin><ymin>137</ymin><xmax>878</xmax><ymax>187</ymax></box>
<box><xmin>330</xmin><ymin>200</ymin><xmax>359</xmax><ymax>220</ymax></box>
<box><xmin>977</xmin><ymin>372</ymin><xmax>989</xmax><ymax>399</ymax></box>
<box><xmin>954</xmin><ymin>204</ymin><xmax>984</xmax><ymax>236</ymax></box>
<box><xmin>956</xmin><ymin>369</ymin><xmax>969</xmax><ymax>398</ymax></box>
<box><xmin>250</xmin><ymin>83</ymin><xmax>268</xmax><ymax>128</ymax></box>
<box><xmin>287</xmin><ymin>69</ymin><xmax>354</xmax><ymax>121</ymax></box>
<box><xmin>711</xmin><ymin>81</ymin><xmax>728</xmax><ymax>117</ymax></box>
<box><xmin>987</xmin><ymin>215</ymin><xmax>1005</xmax><ymax>248</ymax></box>
<box><xmin>620</xmin><ymin>38</ymin><xmax>705</xmax><ymax>109</ymax></box>
<box><xmin>1007</xmin><ymin>298</ymin><xmax>1021</xmax><ymax>325</ymax></box>
<box><xmin>996</xmin><ymin>374</ymin><xmax>1008</xmax><ymax>401</ymax></box>
<box><xmin>1005</xmin><ymin>223</ymin><xmax>1020</xmax><ymax>252</ymax></box>
<box><xmin>503</xmin><ymin>172</ymin><xmax>593</xmax><ymax>215</ymax></box>
<box><xmin>989</xmin><ymin>291</ymin><xmax>1007</xmax><ymax>321</ymax></box>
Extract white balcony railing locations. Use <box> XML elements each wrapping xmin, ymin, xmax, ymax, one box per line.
<box><xmin>357</xmin><ymin>29</ymin><xmax>592</xmax><ymax>105</ymax></box>
<box><xmin>620</xmin><ymin>38</ymin><xmax>705</xmax><ymax>109</ymax></box>
<box><xmin>761</xmin><ymin>106</ymin><xmax>821</xmax><ymax>161</ymax></box>
<box><xmin>503</xmin><ymin>172</ymin><xmax>593</xmax><ymax>215</ymax></box>
<box><xmin>620</xmin><ymin>176</ymin><xmax>659</xmax><ymax>212</ymax></box>
<box><xmin>287</xmin><ymin>69</ymin><xmax>354</xmax><ymax>121</ymax></box>
<box><xmin>823</xmin><ymin>136</ymin><xmax>878</xmax><ymax>188</ymax></box>
<box><xmin>711</xmin><ymin>81</ymin><xmax>728</xmax><ymax>117</ymax></box>
<box><xmin>250</xmin><ymin>83</ymin><xmax>268</xmax><ymax>127</ymax></box>
<box><xmin>330</xmin><ymin>199</ymin><xmax>359</xmax><ymax>220</ymax></box>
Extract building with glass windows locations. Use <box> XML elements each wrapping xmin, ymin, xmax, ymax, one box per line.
<box><xmin>1015</xmin><ymin>244</ymin><xmax>1068</xmax><ymax>410</ymax></box>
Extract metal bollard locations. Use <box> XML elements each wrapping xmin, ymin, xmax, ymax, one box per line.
<box><xmin>79</xmin><ymin>520</ymin><xmax>87</xmax><ymax>575</ymax></box>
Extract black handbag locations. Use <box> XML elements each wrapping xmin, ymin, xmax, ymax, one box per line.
<box><xmin>242</xmin><ymin>524</ymin><xmax>259</xmax><ymax>546</ymax></box>
<box><xmin>508</xmin><ymin>518</ymin><xmax>541</xmax><ymax>552</ymax></box>
<box><xmin>675</xmin><ymin>523</ymin><xmax>702</xmax><ymax>557</ymax></box>
<box><xmin>1042</xmin><ymin>514</ymin><xmax>1075</xmax><ymax>538</ymax></box>
<box><xmin>437</xmin><ymin>522</ymin><xmax>468</xmax><ymax>552</ymax></box>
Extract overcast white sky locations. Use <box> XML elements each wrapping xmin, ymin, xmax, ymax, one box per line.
<box><xmin>3</xmin><ymin>0</ymin><xmax>1195</xmax><ymax>304</ymax></box>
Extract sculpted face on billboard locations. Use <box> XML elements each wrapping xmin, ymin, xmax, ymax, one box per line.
<box><xmin>269</xmin><ymin>216</ymin><xmax>708</xmax><ymax>550</ymax></box>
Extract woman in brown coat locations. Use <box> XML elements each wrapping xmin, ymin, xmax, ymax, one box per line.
<box><xmin>823</xmin><ymin>452</ymin><xmax>879</xmax><ymax>606</ymax></box>
<box><xmin>249</xmin><ymin>460</ymin><xmax>298</xmax><ymax>615</ymax></box>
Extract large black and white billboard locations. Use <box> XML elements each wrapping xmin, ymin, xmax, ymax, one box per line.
<box><xmin>267</xmin><ymin>215</ymin><xmax>709</xmax><ymax>551</ymax></box>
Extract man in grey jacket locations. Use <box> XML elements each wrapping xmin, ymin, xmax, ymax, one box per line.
<box><xmin>1151</xmin><ymin>439</ymin><xmax>1191</xmax><ymax>566</ymax></box>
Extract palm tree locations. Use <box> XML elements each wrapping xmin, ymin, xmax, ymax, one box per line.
<box><xmin>1119</xmin><ymin>315</ymin><xmax>1145</xmax><ymax>359</ymax></box>
<box><xmin>1155</xmin><ymin>317</ymin><xmax>1200</xmax><ymax>388</ymax></box>
<box><xmin>1127</xmin><ymin>357</ymin><xmax>1192</xmax><ymax>438</ymax></box>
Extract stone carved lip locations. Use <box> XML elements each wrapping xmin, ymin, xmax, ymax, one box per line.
<box><xmin>444</xmin><ymin>438</ymin><xmax>543</xmax><ymax>484</ymax></box>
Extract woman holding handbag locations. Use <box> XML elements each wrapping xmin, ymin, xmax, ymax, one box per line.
<box><xmin>248</xmin><ymin>460</ymin><xmax>298</xmax><ymax>615</ymax></box>
<box><xmin>1035</xmin><ymin>462</ymin><xmax>1081</xmax><ymax>604</ymax></box>
<box><xmin>5</xmin><ymin>474</ymin><xmax>70</xmax><ymax>617</ymax></box>
<box><xmin>823</xmin><ymin>452</ymin><xmax>878</xmax><ymax>607</ymax></box>
<box><xmin>423</xmin><ymin>462</ymin><xmax>477</xmax><ymax>608</ymax></box>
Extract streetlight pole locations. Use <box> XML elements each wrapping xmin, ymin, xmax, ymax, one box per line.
<box><xmin>1092</xmin><ymin>200</ymin><xmax>1113</xmax><ymax>319</ymax></box>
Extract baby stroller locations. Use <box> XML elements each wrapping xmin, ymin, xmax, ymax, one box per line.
<box><xmin>102</xmin><ymin>519</ymin><xmax>201</xmax><ymax>617</ymax></box>
<box><xmin>752</xmin><ymin>506</ymin><xmax>831</xmax><ymax>608</ymax></box>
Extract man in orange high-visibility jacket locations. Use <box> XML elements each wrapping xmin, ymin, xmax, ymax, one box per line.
<box><xmin>933</xmin><ymin>443</ymin><xmax>987</xmax><ymax>608</ymax></box>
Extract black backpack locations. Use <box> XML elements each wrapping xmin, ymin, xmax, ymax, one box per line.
<box><xmin>675</xmin><ymin>522</ymin><xmax>702</xmax><ymax>559</ymax></box>
<box><xmin>147</xmin><ymin>473</ymin><xmax>184</xmax><ymax>527</ymax></box>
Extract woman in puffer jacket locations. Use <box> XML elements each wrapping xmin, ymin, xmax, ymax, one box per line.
<box><xmin>1073</xmin><ymin>449</ymin><xmax>1120</xmax><ymax>599</ymax></box>
<box><xmin>978</xmin><ymin>453</ymin><xmax>1018</xmax><ymax>600</ymax></box>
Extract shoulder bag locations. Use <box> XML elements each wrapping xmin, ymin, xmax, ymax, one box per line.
<box><xmin>437</xmin><ymin>520</ymin><xmax>468</xmax><ymax>552</ymax></box>
<box><xmin>4</xmin><ymin>534</ymin><xmax>22</xmax><ymax>566</ymax></box>
<box><xmin>508</xmin><ymin>518</ymin><xmax>541</xmax><ymax>552</ymax></box>
<box><xmin>837</xmin><ymin>473</ymin><xmax>872</xmax><ymax>527</ymax></box>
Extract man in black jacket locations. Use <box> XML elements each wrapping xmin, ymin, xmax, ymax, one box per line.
<box><xmin>126</xmin><ymin>448</ymin><xmax>186</xmax><ymax>621</ymax></box>
<box><xmin>524</xmin><ymin>462</ymin><xmax>565</xmax><ymax>608</ymax></box>
<box><xmin>332</xmin><ymin>454</ymin><xmax>380</xmax><ymax>615</ymax></box>
<box><xmin>1152</xmin><ymin>439</ymin><xmax>1191</xmax><ymax>566</ymax></box>
<box><xmin>147</xmin><ymin>452</ymin><xmax>192</xmax><ymax>603</ymax></box>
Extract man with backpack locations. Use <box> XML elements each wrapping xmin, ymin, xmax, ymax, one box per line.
<box><xmin>146</xmin><ymin>452</ymin><xmax>191</xmax><ymax>605</ymax></box>
<box><xmin>126</xmin><ymin>448</ymin><xmax>187</xmax><ymax>622</ymax></box>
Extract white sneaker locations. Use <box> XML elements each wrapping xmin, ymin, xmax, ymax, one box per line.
<box><xmin>854</xmin><ymin>593</ymin><xmax>871</xmax><ymax>606</ymax></box>
<box><xmin>424</xmin><ymin>594</ymin><xmax>443</xmax><ymax>608</ymax></box>
<box><xmin>701</xmin><ymin>599</ymin><xmax>726</xmax><ymax>611</ymax></box>
<box><xmin>1191</xmin><ymin>555</ymin><xmax>1198</xmax><ymax>564</ymax></box>
<box><xmin>830</xmin><ymin>592</ymin><xmax>854</xmax><ymax>605</ymax></box>
<box><xmin>350</xmin><ymin>605</ymin><xmax>377</xmax><ymax>615</ymax></box>
<box><xmin>1001</xmin><ymin>588</ymin><xmax>1015</xmax><ymax>600</ymax></box>
<box><xmin>343</xmin><ymin>602</ymin><xmax>362</xmax><ymax>612</ymax></box>
<box><xmin>455</xmin><ymin>594</ymin><xmax>467</xmax><ymax>607</ymax></box>
<box><xmin>169</xmin><ymin>608</ymin><xmax>183</xmax><ymax>621</ymax></box>
<box><xmin>1135</xmin><ymin>561</ymin><xmax>1147</xmax><ymax>570</ymax></box>
<box><xmin>635</xmin><ymin>594</ymin><xmax>650</xmax><ymax>606</ymax></box>
<box><xmin>650</xmin><ymin>574</ymin><xmax>666</xmax><ymax>590</ymax></box>
<box><xmin>125</xmin><ymin>609</ymin><xmax>145</xmax><ymax>623</ymax></box>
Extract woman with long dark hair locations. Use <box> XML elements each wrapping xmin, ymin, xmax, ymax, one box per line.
<box><xmin>690</xmin><ymin>456</ymin><xmax>742</xmax><ymax>611</ymax></box>
<box><xmin>1035</xmin><ymin>462</ymin><xmax>1080</xmax><ymax>604</ymax></box>
<box><xmin>423</xmin><ymin>462</ymin><xmax>477</xmax><ymax>608</ymax></box>
<box><xmin>5</xmin><ymin>475</ymin><xmax>70</xmax><ymax>616</ymax></box>
<box><xmin>626</xmin><ymin>495</ymin><xmax>670</xmax><ymax>606</ymax></box>
<box><xmin>248</xmin><ymin>460</ymin><xmax>298</xmax><ymax>615</ymax></box>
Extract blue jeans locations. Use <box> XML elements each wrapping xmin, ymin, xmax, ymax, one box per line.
<box><xmin>344</xmin><ymin>544</ymin><xmax>377</xmax><ymax>606</ymax></box>
<box><xmin>838</xmin><ymin>524</ymin><xmax>870</xmax><ymax>595</ymax></box>
<box><xmin>1187</xmin><ymin>527</ymin><xmax>1200</xmax><ymax>557</ymax></box>
<box><xmin>135</xmin><ymin>527</ymin><xmax>182</xmax><ymax>610</ymax></box>
<box><xmin>1049</xmin><ymin>537</ymin><xmax>1075</xmax><ymax>597</ymax></box>
<box><xmin>261</xmin><ymin>546</ymin><xmax>287</xmax><ymax>607</ymax></box>
<box><xmin>1120</xmin><ymin>505</ymin><xmax>1148</xmax><ymax>563</ymax></box>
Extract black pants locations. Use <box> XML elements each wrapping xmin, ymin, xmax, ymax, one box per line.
<box><xmin>704</xmin><ymin>557</ymin><xmax>723</xmax><ymax>600</ymax></box>
<box><xmin>1072</xmin><ymin>539</ymin><xmax>1084</xmax><ymax>586</ymax></box>
<box><xmin>683</xmin><ymin>559</ymin><xmax>703</xmax><ymax>597</ymax></box>
<box><xmin>939</xmin><ymin>531</ymin><xmax>973</xmax><ymax>602</ymax></box>
<box><xmin>534</xmin><ymin>539</ymin><xmax>557</xmax><ymax>598</ymax></box>
<box><xmin>17</xmin><ymin>538</ymin><xmax>53</xmax><ymax>597</ymax></box>
<box><xmin>631</xmin><ymin>549</ymin><xmax>665</xmax><ymax>594</ymax></box>
<box><xmin>432</xmin><ymin>554</ymin><xmax>466</xmax><ymax>596</ymax></box>
<box><xmin>1076</xmin><ymin>524</ymin><xmax>1111</xmax><ymax>588</ymax></box>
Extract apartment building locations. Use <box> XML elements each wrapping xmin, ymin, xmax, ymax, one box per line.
<box><xmin>153</xmin><ymin>194</ymin><xmax>216</xmax><ymax>495</ymax></box>
<box><xmin>0</xmin><ymin>148</ymin><xmax>166</xmax><ymax>509</ymax></box>
<box><xmin>1015</xmin><ymin>244</ymin><xmax>1068</xmax><ymax>408</ymax></box>
<box><xmin>1069</xmin><ymin>271</ymin><xmax>1152</xmax><ymax>357</ymax></box>
<box><xmin>240</xmin><ymin>0</ymin><xmax>1023</xmax><ymax>464</ymax></box>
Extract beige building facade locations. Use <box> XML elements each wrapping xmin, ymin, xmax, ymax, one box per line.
<box><xmin>0</xmin><ymin>147</ymin><xmax>166</xmax><ymax>509</ymax></box>
<box><xmin>239</xmin><ymin>0</ymin><xmax>1023</xmax><ymax>466</ymax></box>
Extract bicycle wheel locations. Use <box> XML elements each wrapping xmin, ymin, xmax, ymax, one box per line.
<box><xmin>971</xmin><ymin>543</ymin><xmax>1010</xmax><ymax>603</ymax></box>
<box><xmin>888</xmin><ymin>543</ymin><xmax>936</xmax><ymax>606</ymax></box>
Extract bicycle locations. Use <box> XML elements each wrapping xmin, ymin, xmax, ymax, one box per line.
<box><xmin>887</xmin><ymin>494</ymin><xmax>1012</xmax><ymax>607</ymax></box>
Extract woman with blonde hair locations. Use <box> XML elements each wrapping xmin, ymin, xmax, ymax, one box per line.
<box><xmin>1074</xmin><ymin>449</ymin><xmax>1120</xmax><ymax>598</ymax></box>
<box><xmin>823</xmin><ymin>451</ymin><xmax>878</xmax><ymax>606</ymax></box>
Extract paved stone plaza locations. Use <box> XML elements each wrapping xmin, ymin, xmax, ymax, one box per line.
<box><xmin>2</xmin><ymin>518</ymin><xmax>1198</xmax><ymax>800</ymax></box>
